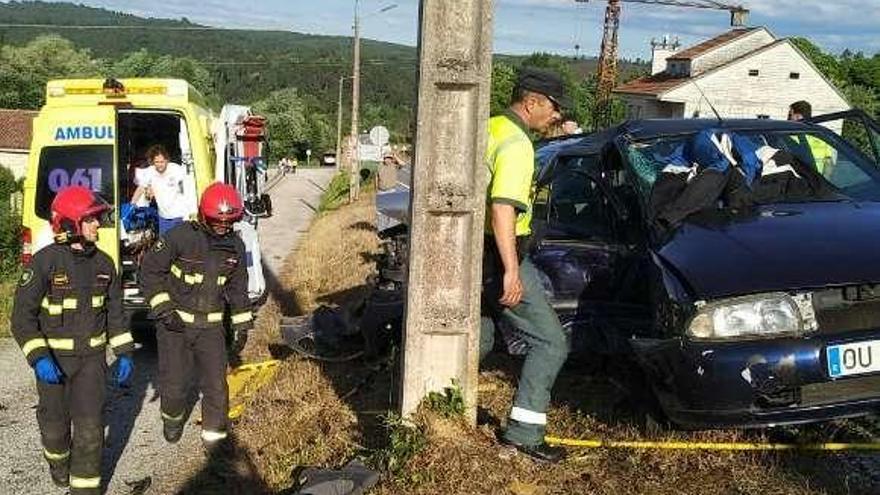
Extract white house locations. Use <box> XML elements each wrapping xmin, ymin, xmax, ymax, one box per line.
<box><xmin>614</xmin><ymin>27</ymin><xmax>850</xmax><ymax>126</ymax></box>
<box><xmin>0</xmin><ymin>109</ymin><xmax>37</xmax><ymax>179</ymax></box>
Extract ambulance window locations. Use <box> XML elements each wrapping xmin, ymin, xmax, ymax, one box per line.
<box><xmin>35</xmin><ymin>145</ymin><xmax>115</xmax><ymax>222</ymax></box>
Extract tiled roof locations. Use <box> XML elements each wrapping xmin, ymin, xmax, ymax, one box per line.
<box><xmin>613</xmin><ymin>73</ymin><xmax>689</xmax><ymax>96</ymax></box>
<box><xmin>666</xmin><ymin>27</ymin><xmax>758</xmax><ymax>60</ymax></box>
<box><xmin>0</xmin><ymin>109</ymin><xmax>37</xmax><ymax>150</ymax></box>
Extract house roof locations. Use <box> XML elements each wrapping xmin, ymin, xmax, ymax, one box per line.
<box><xmin>666</xmin><ymin>27</ymin><xmax>759</xmax><ymax>60</ymax></box>
<box><xmin>613</xmin><ymin>73</ymin><xmax>691</xmax><ymax>96</ymax></box>
<box><xmin>615</xmin><ymin>38</ymin><xmax>792</xmax><ymax>97</ymax></box>
<box><xmin>0</xmin><ymin>109</ymin><xmax>37</xmax><ymax>150</ymax></box>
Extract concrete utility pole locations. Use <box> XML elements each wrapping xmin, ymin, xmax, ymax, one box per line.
<box><xmin>400</xmin><ymin>0</ymin><xmax>494</xmax><ymax>423</ymax></box>
<box><xmin>349</xmin><ymin>0</ymin><xmax>362</xmax><ymax>202</ymax></box>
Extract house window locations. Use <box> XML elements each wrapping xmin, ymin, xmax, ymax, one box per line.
<box><xmin>748</xmin><ymin>69</ymin><xmax>760</xmax><ymax>77</ymax></box>
<box><xmin>790</xmin><ymin>72</ymin><xmax>801</xmax><ymax>79</ymax></box>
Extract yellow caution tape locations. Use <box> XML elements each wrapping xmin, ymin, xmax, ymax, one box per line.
<box><xmin>226</xmin><ymin>359</ymin><xmax>281</xmax><ymax>420</ymax></box>
<box><xmin>545</xmin><ymin>436</ymin><xmax>880</xmax><ymax>452</ymax></box>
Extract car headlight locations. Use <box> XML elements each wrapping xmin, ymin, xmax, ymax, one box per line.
<box><xmin>688</xmin><ymin>293</ymin><xmax>817</xmax><ymax>340</ymax></box>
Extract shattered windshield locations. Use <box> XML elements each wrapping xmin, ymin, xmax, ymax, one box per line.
<box><xmin>624</xmin><ymin>128</ymin><xmax>880</xmax><ymax>205</ymax></box>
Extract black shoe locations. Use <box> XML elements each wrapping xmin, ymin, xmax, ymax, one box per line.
<box><xmin>47</xmin><ymin>460</ymin><xmax>69</xmax><ymax>488</ymax></box>
<box><xmin>163</xmin><ymin>419</ymin><xmax>184</xmax><ymax>444</ymax></box>
<box><xmin>500</xmin><ymin>438</ymin><xmax>567</xmax><ymax>463</ymax></box>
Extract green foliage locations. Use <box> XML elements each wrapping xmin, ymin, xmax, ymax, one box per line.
<box><xmin>0</xmin><ymin>35</ymin><xmax>100</xmax><ymax>109</ymax></box>
<box><xmin>368</xmin><ymin>412</ymin><xmax>427</xmax><ymax>478</ymax></box>
<box><xmin>252</xmin><ymin>87</ymin><xmax>335</xmax><ymax>163</ymax></box>
<box><xmin>794</xmin><ymin>37</ymin><xmax>880</xmax><ymax>121</ymax></box>
<box><xmin>0</xmin><ymin>166</ymin><xmax>22</xmax><ymax>280</ymax></box>
<box><xmin>424</xmin><ymin>380</ymin><xmax>466</xmax><ymax>418</ymax></box>
<box><xmin>317</xmin><ymin>172</ymin><xmax>352</xmax><ymax>212</ymax></box>
<box><xmin>105</xmin><ymin>49</ymin><xmax>216</xmax><ymax>104</ymax></box>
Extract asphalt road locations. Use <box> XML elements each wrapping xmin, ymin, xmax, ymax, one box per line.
<box><xmin>0</xmin><ymin>167</ymin><xmax>336</xmax><ymax>494</ymax></box>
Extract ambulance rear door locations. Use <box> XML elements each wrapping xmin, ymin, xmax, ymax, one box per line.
<box><xmin>31</xmin><ymin>107</ymin><xmax>119</xmax><ymax>265</ymax></box>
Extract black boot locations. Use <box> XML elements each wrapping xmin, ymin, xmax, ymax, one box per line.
<box><xmin>47</xmin><ymin>459</ymin><xmax>69</xmax><ymax>488</ymax></box>
<box><xmin>500</xmin><ymin>438</ymin><xmax>567</xmax><ymax>463</ymax></box>
<box><xmin>163</xmin><ymin>419</ymin><xmax>184</xmax><ymax>444</ymax></box>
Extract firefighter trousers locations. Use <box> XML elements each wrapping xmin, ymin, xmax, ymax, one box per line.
<box><xmin>36</xmin><ymin>353</ymin><xmax>106</xmax><ymax>494</ymax></box>
<box><xmin>157</xmin><ymin>322</ymin><xmax>229</xmax><ymax>440</ymax></box>
<box><xmin>480</xmin><ymin>254</ymin><xmax>569</xmax><ymax>447</ymax></box>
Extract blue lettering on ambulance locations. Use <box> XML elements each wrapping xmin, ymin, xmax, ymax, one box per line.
<box><xmin>54</xmin><ymin>126</ymin><xmax>114</xmax><ymax>141</ymax></box>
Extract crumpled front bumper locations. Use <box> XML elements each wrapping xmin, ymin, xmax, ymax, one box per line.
<box><xmin>632</xmin><ymin>329</ymin><xmax>880</xmax><ymax>429</ymax></box>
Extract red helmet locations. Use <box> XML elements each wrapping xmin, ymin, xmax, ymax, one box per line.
<box><xmin>51</xmin><ymin>186</ymin><xmax>112</xmax><ymax>240</ymax></box>
<box><xmin>199</xmin><ymin>182</ymin><xmax>244</xmax><ymax>225</ymax></box>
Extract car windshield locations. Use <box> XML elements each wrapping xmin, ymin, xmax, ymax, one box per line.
<box><xmin>623</xmin><ymin>127</ymin><xmax>880</xmax><ymax>204</ymax></box>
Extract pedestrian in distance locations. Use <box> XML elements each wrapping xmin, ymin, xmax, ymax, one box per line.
<box><xmin>141</xmin><ymin>182</ymin><xmax>254</xmax><ymax>453</ymax></box>
<box><xmin>481</xmin><ymin>67</ymin><xmax>571</xmax><ymax>463</ymax></box>
<box><xmin>11</xmin><ymin>186</ymin><xmax>135</xmax><ymax>494</ymax></box>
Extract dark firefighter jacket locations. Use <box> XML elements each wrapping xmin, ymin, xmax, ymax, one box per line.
<box><xmin>11</xmin><ymin>243</ymin><xmax>133</xmax><ymax>366</ymax></box>
<box><xmin>140</xmin><ymin>222</ymin><xmax>253</xmax><ymax>331</ymax></box>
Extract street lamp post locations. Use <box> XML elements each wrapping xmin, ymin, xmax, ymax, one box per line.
<box><xmin>348</xmin><ymin>1</ymin><xmax>398</xmax><ymax>202</ymax></box>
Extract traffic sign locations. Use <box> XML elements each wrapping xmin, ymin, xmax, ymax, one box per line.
<box><xmin>369</xmin><ymin>126</ymin><xmax>390</xmax><ymax>146</ymax></box>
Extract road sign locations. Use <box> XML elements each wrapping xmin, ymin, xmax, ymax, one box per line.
<box><xmin>369</xmin><ymin>125</ymin><xmax>390</xmax><ymax>146</ymax></box>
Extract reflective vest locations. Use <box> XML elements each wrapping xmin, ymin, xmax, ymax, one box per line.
<box><xmin>486</xmin><ymin>113</ymin><xmax>535</xmax><ymax>237</ymax></box>
<box><xmin>804</xmin><ymin>135</ymin><xmax>836</xmax><ymax>175</ymax></box>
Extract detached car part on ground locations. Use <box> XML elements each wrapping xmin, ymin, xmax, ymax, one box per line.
<box><xmin>372</xmin><ymin>112</ymin><xmax>880</xmax><ymax>429</ymax></box>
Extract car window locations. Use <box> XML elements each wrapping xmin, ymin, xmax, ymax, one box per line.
<box><xmin>548</xmin><ymin>164</ymin><xmax>614</xmax><ymax>239</ymax></box>
<box><xmin>625</xmin><ymin>129</ymin><xmax>880</xmax><ymax>203</ymax></box>
<box><xmin>36</xmin><ymin>145</ymin><xmax>115</xmax><ymax>222</ymax></box>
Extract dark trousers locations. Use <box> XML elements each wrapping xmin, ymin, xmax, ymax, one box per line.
<box><xmin>157</xmin><ymin>323</ymin><xmax>228</xmax><ymax>436</ymax></box>
<box><xmin>480</xmin><ymin>239</ymin><xmax>569</xmax><ymax>446</ymax></box>
<box><xmin>37</xmin><ymin>354</ymin><xmax>106</xmax><ymax>494</ymax></box>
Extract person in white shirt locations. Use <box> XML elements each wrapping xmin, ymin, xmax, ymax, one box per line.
<box><xmin>131</xmin><ymin>144</ymin><xmax>197</xmax><ymax>235</ymax></box>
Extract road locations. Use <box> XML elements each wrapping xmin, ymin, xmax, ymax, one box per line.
<box><xmin>0</xmin><ymin>167</ymin><xmax>336</xmax><ymax>494</ymax></box>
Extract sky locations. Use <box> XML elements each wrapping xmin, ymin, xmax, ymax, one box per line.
<box><xmin>6</xmin><ymin>0</ymin><xmax>880</xmax><ymax>59</ymax></box>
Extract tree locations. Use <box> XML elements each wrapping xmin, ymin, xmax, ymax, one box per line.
<box><xmin>0</xmin><ymin>35</ymin><xmax>100</xmax><ymax>109</ymax></box>
<box><xmin>106</xmin><ymin>49</ymin><xmax>216</xmax><ymax>105</ymax></box>
<box><xmin>252</xmin><ymin>88</ymin><xmax>335</xmax><ymax>162</ymax></box>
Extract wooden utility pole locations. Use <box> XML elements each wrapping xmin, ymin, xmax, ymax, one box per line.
<box><xmin>400</xmin><ymin>0</ymin><xmax>494</xmax><ymax>423</ymax></box>
<box><xmin>349</xmin><ymin>0</ymin><xmax>362</xmax><ymax>202</ymax></box>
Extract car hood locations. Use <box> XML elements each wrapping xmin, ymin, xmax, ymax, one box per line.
<box><xmin>656</xmin><ymin>202</ymin><xmax>880</xmax><ymax>300</ymax></box>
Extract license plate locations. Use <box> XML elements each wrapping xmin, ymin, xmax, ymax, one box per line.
<box><xmin>827</xmin><ymin>340</ymin><xmax>880</xmax><ymax>378</ymax></box>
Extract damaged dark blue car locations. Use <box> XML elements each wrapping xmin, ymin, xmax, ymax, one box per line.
<box><xmin>372</xmin><ymin>111</ymin><xmax>880</xmax><ymax>429</ymax></box>
<box><xmin>529</xmin><ymin>111</ymin><xmax>880</xmax><ymax>428</ymax></box>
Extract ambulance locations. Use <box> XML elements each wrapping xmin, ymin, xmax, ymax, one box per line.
<box><xmin>21</xmin><ymin>78</ymin><xmax>267</xmax><ymax>316</ymax></box>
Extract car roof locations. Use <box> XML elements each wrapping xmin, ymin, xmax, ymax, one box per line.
<box><xmin>619</xmin><ymin>118</ymin><xmax>813</xmax><ymax>140</ymax></box>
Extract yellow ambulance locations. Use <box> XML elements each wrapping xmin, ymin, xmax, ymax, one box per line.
<box><xmin>21</xmin><ymin>78</ymin><xmax>265</xmax><ymax>311</ymax></box>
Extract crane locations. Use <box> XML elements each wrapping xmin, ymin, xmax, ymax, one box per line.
<box><xmin>576</xmin><ymin>0</ymin><xmax>749</xmax><ymax>129</ymax></box>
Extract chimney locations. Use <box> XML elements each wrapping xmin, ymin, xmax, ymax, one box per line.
<box><xmin>651</xmin><ymin>35</ymin><xmax>681</xmax><ymax>75</ymax></box>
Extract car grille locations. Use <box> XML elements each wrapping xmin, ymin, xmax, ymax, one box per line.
<box><xmin>812</xmin><ymin>286</ymin><xmax>880</xmax><ymax>335</ymax></box>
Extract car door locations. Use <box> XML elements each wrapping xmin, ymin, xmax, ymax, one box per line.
<box><xmin>530</xmin><ymin>154</ymin><xmax>651</xmax><ymax>353</ymax></box>
<box><xmin>808</xmin><ymin>109</ymin><xmax>880</xmax><ymax>166</ymax></box>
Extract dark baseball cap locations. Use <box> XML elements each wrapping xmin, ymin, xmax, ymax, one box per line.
<box><xmin>515</xmin><ymin>67</ymin><xmax>572</xmax><ymax>110</ymax></box>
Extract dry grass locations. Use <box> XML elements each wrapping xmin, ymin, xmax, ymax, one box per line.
<box><xmin>0</xmin><ymin>279</ymin><xmax>15</xmax><ymax>337</ymax></box>
<box><xmin>227</xmin><ymin>195</ymin><xmax>381</xmax><ymax>491</ymax></box>
<box><xmin>229</xmin><ymin>193</ymin><xmax>871</xmax><ymax>495</ymax></box>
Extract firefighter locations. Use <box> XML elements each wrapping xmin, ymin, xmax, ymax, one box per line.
<box><xmin>11</xmin><ymin>186</ymin><xmax>135</xmax><ymax>494</ymax></box>
<box><xmin>141</xmin><ymin>182</ymin><xmax>253</xmax><ymax>451</ymax></box>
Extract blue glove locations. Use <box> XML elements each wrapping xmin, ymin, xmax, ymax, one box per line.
<box><xmin>34</xmin><ymin>356</ymin><xmax>63</xmax><ymax>385</ymax></box>
<box><xmin>115</xmin><ymin>355</ymin><xmax>134</xmax><ymax>387</ymax></box>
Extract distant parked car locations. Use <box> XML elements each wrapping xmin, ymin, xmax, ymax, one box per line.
<box><xmin>373</xmin><ymin>111</ymin><xmax>880</xmax><ymax>429</ymax></box>
<box><xmin>322</xmin><ymin>152</ymin><xmax>336</xmax><ymax>167</ymax></box>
